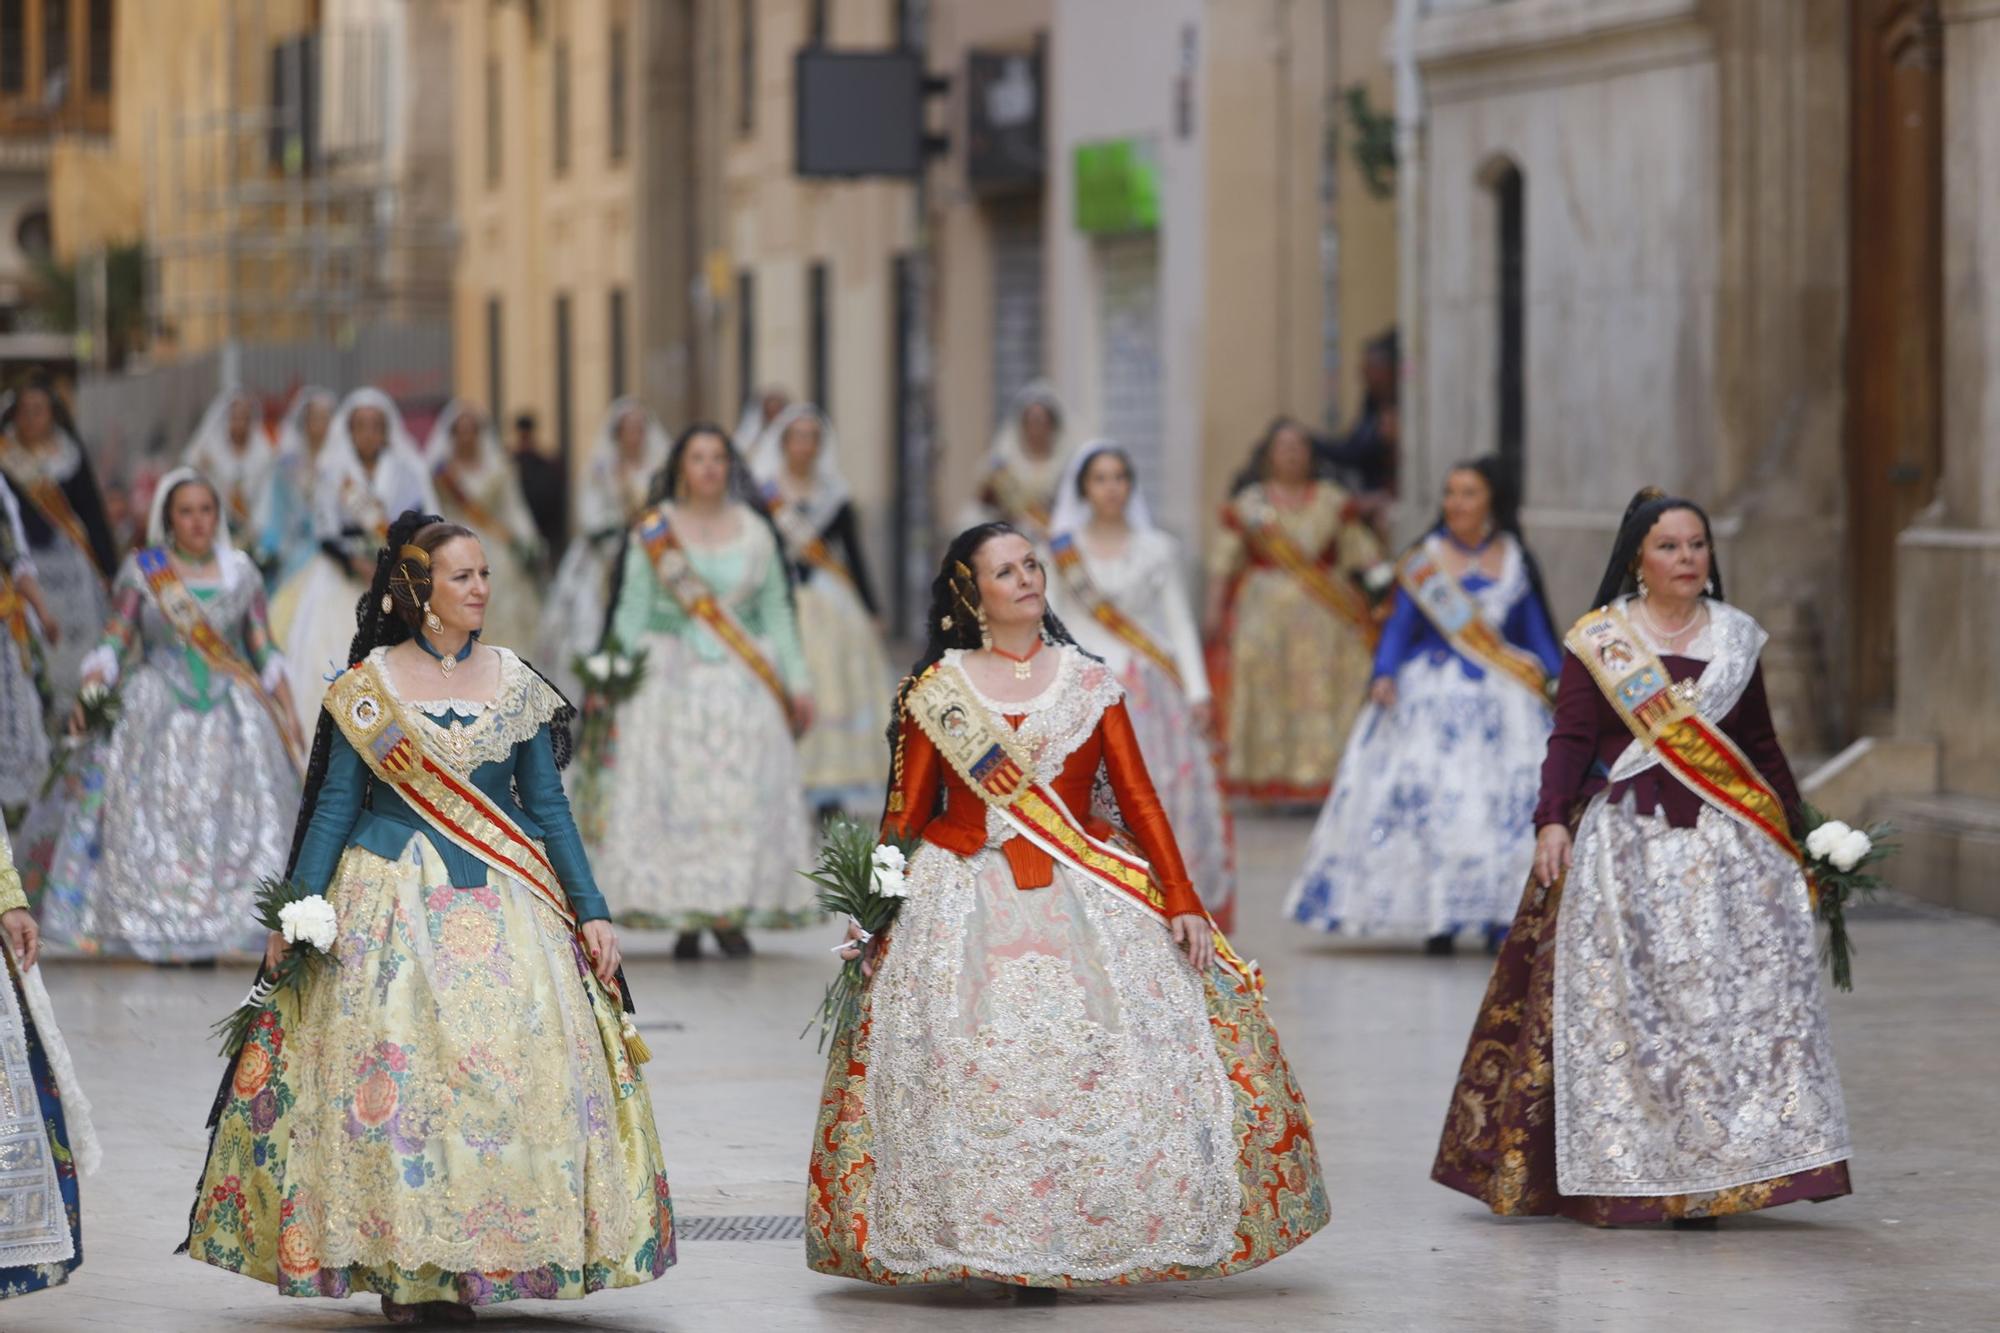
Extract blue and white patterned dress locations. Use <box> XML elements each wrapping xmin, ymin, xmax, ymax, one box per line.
<box><xmin>1285</xmin><ymin>532</ymin><xmax>1561</xmax><ymax>940</ymax></box>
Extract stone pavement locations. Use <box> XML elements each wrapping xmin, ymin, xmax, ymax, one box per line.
<box><xmin>17</xmin><ymin>815</ymin><xmax>1998</xmax><ymax>1331</ymax></box>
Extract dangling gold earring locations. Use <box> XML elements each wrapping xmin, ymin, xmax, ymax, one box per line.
<box><xmin>976</xmin><ymin>606</ymin><xmax>993</xmax><ymax>650</ymax></box>
<box><xmin>424</xmin><ymin>600</ymin><xmax>444</xmax><ymax>635</ymax></box>
<box><xmin>1635</xmin><ymin>571</ymin><xmax>1649</xmax><ymax>599</ymax></box>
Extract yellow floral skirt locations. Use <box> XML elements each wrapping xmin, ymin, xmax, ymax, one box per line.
<box><xmin>1221</xmin><ymin>569</ymin><xmax>1374</xmax><ymax>802</ymax></box>
<box><xmin>185</xmin><ymin>836</ymin><xmax>674</xmax><ymax>1305</ymax></box>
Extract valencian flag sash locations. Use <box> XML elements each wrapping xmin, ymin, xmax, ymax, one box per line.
<box><xmin>1227</xmin><ymin>495</ymin><xmax>1378</xmax><ymax>644</ymax></box>
<box><xmin>904</xmin><ymin>661</ymin><xmax>1261</xmax><ymax>990</ymax></box>
<box><xmin>634</xmin><ymin>505</ymin><xmax>792</xmax><ymax>710</ymax></box>
<box><xmin>1048</xmin><ymin>532</ymin><xmax>1183</xmax><ymax>689</ymax></box>
<box><xmin>137</xmin><ymin>547</ymin><xmax>308</xmax><ymax>773</ymax></box>
<box><xmin>758</xmin><ymin>481</ymin><xmax>855</xmax><ymax>588</ymax></box>
<box><xmin>1397</xmin><ymin>537</ymin><xmax>1551</xmax><ymax>705</ymax></box>
<box><xmin>1565</xmin><ymin>605</ymin><xmax>1804</xmax><ymax>883</ymax></box>
<box><xmin>324</xmin><ymin>659</ymin><xmax>650</xmax><ymax>1072</ymax></box>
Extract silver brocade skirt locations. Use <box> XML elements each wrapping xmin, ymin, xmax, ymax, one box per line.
<box><xmin>0</xmin><ymin>631</ymin><xmax>47</xmax><ymax>808</ymax></box>
<box><xmin>1553</xmin><ymin>794</ymin><xmax>1851</xmax><ymax>1196</ymax></box>
<box><xmin>37</xmin><ymin>665</ymin><xmax>299</xmax><ymax>961</ymax></box>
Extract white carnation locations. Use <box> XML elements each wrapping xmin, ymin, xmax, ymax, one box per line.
<box><xmin>584</xmin><ymin>652</ymin><xmax>614</xmax><ymax>681</ymax></box>
<box><xmin>871</xmin><ymin>844</ymin><xmax>907</xmax><ymax>875</ymax></box>
<box><xmin>1804</xmin><ymin>821</ymin><xmax>1850</xmax><ymax>860</ymax></box>
<box><xmin>78</xmin><ymin>681</ymin><xmax>108</xmax><ymax>706</ymax></box>
<box><xmin>611</xmin><ymin>654</ymin><xmax>635</xmax><ymax>677</ymax></box>
<box><xmin>277</xmin><ymin>896</ymin><xmax>339</xmax><ymax>952</ymax></box>
<box><xmin>1361</xmin><ymin>561</ymin><xmax>1396</xmax><ymax>593</ymax></box>
<box><xmin>1829</xmin><ymin>828</ymin><xmax>1872</xmax><ymax>873</ymax></box>
<box><xmin>871</xmin><ymin>866</ymin><xmax>909</xmax><ymax>899</ymax></box>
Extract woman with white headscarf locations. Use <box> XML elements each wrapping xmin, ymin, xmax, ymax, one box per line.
<box><xmin>538</xmin><ymin>397</ymin><xmax>669</xmax><ymax>702</ymax></box>
<box><xmin>1043</xmin><ymin>441</ymin><xmax>1237</xmax><ymax>928</ymax></box>
<box><xmin>36</xmin><ymin>469</ymin><xmax>302</xmax><ymax>961</ymax></box>
<box><xmin>276</xmin><ymin>388</ymin><xmax>438</xmax><ymax>735</ymax></box>
<box><xmin>0</xmin><ymin>477</ymin><xmax>54</xmax><ymax>811</ymax></box>
<box><xmin>962</xmin><ymin>380</ymin><xmax>1068</xmax><ymax>543</ymax></box>
<box><xmin>257</xmin><ymin>385</ymin><xmax>338</xmax><ymax>598</ymax></box>
<box><xmin>182</xmin><ymin>388</ymin><xmax>274</xmax><ymax>555</ymax></box>
<box><xmin>750</xmin><ymin>403</ymin><xmax>890</xmax><ymax>813</ymax></box>
<box><xmin>426</xmin><ymin>398</ymin><xmax>545</xmax><ymax>653</ymax></box>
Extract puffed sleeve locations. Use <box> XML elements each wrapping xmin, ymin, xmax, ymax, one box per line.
<box><xmin>1533</xmin><ymin>653</ymin><xmax>1601</xmax><ymax>830</ymax></box>
<box><xmin>1100</xmin><ymin>700</ymin><xmax>1203</xmax><ymax>919</ymax></box>
<box><xmin>514</xmin><ymin>722</ymin><xmax>609</xmax><ymax>922</ymax></box>
<box><xmin>291</xmin><ymin>726</ymin><xmax>368</xmax><ymax>895</ymax></box>
<box><xmin>881</xmin><ymin>708</ymin><xmax>940</xmax><ymax>842</ymax></box>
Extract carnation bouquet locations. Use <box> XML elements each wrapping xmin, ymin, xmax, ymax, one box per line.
<box><xmin>212</xmin><ymin>877</ymin><xmax>339</xmax><ymax>1057</ymax></box>
<box><xmin>570</xmin><ymin>640</ymin><xmax>648</xmax><ymax>842</ymax></box>
<box><xmin>1799</xmin><ymin>802</ymin><xmax>1899</xmax><ymax>993</ymax></box>
<box><xmin>800</xmin><ymin>816</ymin><xmax>920</xmax><ymax>1051</ymax></box>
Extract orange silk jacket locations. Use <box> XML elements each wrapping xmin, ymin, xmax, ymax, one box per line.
<box><xmin>882</xmin><ymin>698</ymin><xmax>1204</xmax><ymax>920</ymax></box>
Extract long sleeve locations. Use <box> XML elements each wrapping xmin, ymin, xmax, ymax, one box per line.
<box><xmin>830</xmin><ymin>503</ymin><xmax>879</xmax><ymax>615</ymax></box>
<box><xmin>0</xmin><ymin>826</ymin><xmax>25</xmax><ymax>915</ymax></box>
<box><xmin>1370</xmin><ymin>590</ymin><xmax>1422</xmax><ymax>681</ymax></box>
<box><xmin>881</xmin><ymin>710</ymin><xmax>941</xmax><ymax>841</ymax></box>
<box><xmin>1100</xmin><ymin>700</ymin><xmax>1203</xmax><ymax>919</ymax></box>
<box><xmin>1534</xmin><ymin>652</ymin><xmax>1602</xmax><ymax>830</ymax></box>
<box><xmin>514</xmin><ymin>722</ymin><xmax>609</xmax><ymax>922</ymax></box>
<box><xmin>1207</xmin><ymin>504</ymin><xmax>1246</xmax><ymax>584</ymax></box>
<box><xmin>608</xmin><ymin>537</ymin><xmax>654</xmax><ymax>651</ymax></box>
<box><xmin>0</xmin><ymin>476</ymin><xmax>31</xmax><ymax>577</ymax></box>
<box><xmin>291</xmin><ymin>727</ymin><xmax>368</xmax><ymax>895</ymax></box>
<box><xmin>1504</xmin><ymin>583</ymin><xmax>1564</xmax><ymax>677</ymax></box>
<box><xmin>240</xmin><ymin>575</ymin><xmax>288</xmax><ymax>688</ymax></box>
<box><xmin>67</xmin><ymin>452</ymin><xmax>119</xmax><ymax>575</ymax></box>
<box><xmin>1155</xmin><ymin>543</ymin><xmax>1212</xmax><ymax>705</ymax></box>
<box><xmin>79</xmin><ymin>560</ymin><xmax>144</xmax><ymax>686</ymax></box>
<box><xmin>754</xmin><ymin>538</ymin><xmax>808</xmax><ymax>693</ymax></box>
<box><xmin>1728</xmin><ymin>663</ymin><xmax>1802</xmax><ymax>830</ymax></box>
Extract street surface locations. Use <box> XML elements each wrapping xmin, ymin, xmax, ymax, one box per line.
<box><xmin>19</xmin><ymin>814</ymin><xmax>1996</xmax><ymax>1331</ymax></box>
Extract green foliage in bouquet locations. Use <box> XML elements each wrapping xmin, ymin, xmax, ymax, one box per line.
<box><xmin>40</xmin><ymin>679</ymin><xmax>122</xmax><ymax>797</ymax></box>
<box><xmin>1799</xmin><ymin>801</ymin><xmax>1899</xmax><ymax>993</ymax></box>
<box><xmin>800</xmin><ymin>816</ymin><xmax>921</xmax><ymax>1052</ymax></box>
<box><xmin>211</xmin><ymin>877</ymin><xmax>338</xmax><ymax>1057</ymax></box>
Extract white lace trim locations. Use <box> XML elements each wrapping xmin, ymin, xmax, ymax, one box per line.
<box><xmin>367</xmin><ymin>645</ymin><xmax>565</xmax><ymax>771</ymax></box>
<box><xmin>1605</xmin><ymin>598</ymin><xmax>1769</xmax><ymax>785</ymax></box>
<box><xmin>18</xmin><ymin>959</ymin><xmax>98</xmax><ymax>1177</ymax></box>
<box><xmin>939</xmin><ymin>647</ymin><xmax>1123</xmax><ymax>846</ymax></box>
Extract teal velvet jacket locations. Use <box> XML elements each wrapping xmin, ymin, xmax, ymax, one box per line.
<box><xmin>290</xmin><ymin>649</ymin><xmax>609</xmax><ymax>922</ymax></box>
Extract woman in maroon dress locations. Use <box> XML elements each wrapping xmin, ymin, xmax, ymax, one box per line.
<box><xmin>1432</xmin><ymin>488</ymin><xmax>1852</xmax><ymax>1227</ymax></box>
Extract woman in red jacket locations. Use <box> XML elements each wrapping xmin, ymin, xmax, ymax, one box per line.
<box><xmin>806</xmin><ymin>523</ymin><xmax>1326</xmax><ymax>1296</ymax></box>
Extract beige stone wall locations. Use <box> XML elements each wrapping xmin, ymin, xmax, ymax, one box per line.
<box><xmin>1331</xmin><ymin>0</ymin><xmax>1399</xmax><ymax>427</ymax></box>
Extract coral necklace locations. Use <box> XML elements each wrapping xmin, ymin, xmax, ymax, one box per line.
<box><xmin>988</xmin><ymin>638</ymin><xmax>1044</xmax><ymax>681</ymax></box>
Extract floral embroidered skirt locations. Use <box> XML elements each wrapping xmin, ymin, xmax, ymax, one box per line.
<box><xmin>1219</xmin><ymin>569</ymin><xmax>1372</xmax><ymax>803</ymax></box>
<box><xmin>793</xmin><ymin>573</ymin><xmax>891</xmax><ymax>811</ymax></box>
<box><xmin>1432</xmin><ymin>799</ymin><xmax>1853</xmax><ymax>1224</ymax></box>
<box><xmin>1286</xmin><ymin>655</ymin><xmax>1548</xmax><ymax>939</ymax></box>
<box><xmin>808</xmin><ymin>843</ymin><xmax>1327</xmax><ymax>1286</ymax></box>
<box><xmin>186</xmin><ymin>836</ymin><xmax>674</xmax><ymax>1305</ymax></box>
<box><xmin>592</xmin><ymin>633</ymin><xmax>815</xmax><ymax>931</ymax></box>
<box><xmin>0</xmin><ymin>956</ymin><xmax>83</xmax><ymax>1301</ymax></box>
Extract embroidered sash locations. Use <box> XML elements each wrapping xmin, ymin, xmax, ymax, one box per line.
<box><xmin>324</xmin><ymin>661</ymin><xmax>575</xmax><ymax>928</ymax></box>
<box><xmin>136</xmin><ymin>548</ymin><xmax>307</xmax><ymax>773</ymax></box>
<box><xmin>1398</xmin><ymin>538</ymin><xmax>1550</xmax><ymax>705</ymax></box>
<box><xmin>11</xmin><ymin>474</ymin><xmax>104</xmax><ymax>586</ymax></box>
<box><xmin>634</xmin><ymin>505</ymin><xmax>791</xmax><ymax>710</ymax></box>
<box><xmin>1048</xmin><ymin>533</ymin><xmax>1182</xmax><ymax>688</ymax></box>
<box><xmin>1230</xmin><ymin>497</ymin><xmax>1376</xmax><ymax>642</ymax></box>
<box><xmin>759</xmin><ymin>482</ymin><xmax>854</xmax><ymax>588</ymax></box>
<box><xmin>1565</xmin><ymin>605</ymin><xmax>1803</xmax><ymax>877</ymax></box>
<box><xmin>903</xmin><ymin>662</ymin><xmax>1259</xmax><ymax>988</ymax></box>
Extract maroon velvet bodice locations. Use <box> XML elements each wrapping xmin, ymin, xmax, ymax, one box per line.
<box><xmin>1533</xmin><ymin>651</ymin><xmax>1801</xmax><ymax>832</ymax></box>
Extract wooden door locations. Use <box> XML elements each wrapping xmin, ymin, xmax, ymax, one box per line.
<box><xmin>1846</xmin><ymin>0</ymin><xmax>1942</xmax><ymax>719</ymax></box>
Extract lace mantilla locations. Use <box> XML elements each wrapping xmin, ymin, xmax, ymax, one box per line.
<box><xmin>942</xmin><ymin>647</ymin><xmax>1124</xmax><ymax>846</ymax></box>
<box><xmin>368</xmin><ymin>645</ymin><xmax>565</xmax><ymax>772</ymax></box>
<box><xmin>1604</xmin><ymin>598</ymin><xmax>1768</xmax><ymax>786</ymax></box>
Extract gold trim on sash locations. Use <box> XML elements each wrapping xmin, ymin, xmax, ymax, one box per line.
<box><xmin>903</xmin><ymin>660</ymin><xmax>1259</xmax><ymax>989</ymax></box>
<box><xmin>325</xmin><ymin>661</ymin><xmax>575</xmax><ymax>927</ymax></box>
<box><xmin>136</xmin><ymin>548</ymin><xmax>307</xmax><ymax>773</ymax></box>
<box><xmin>0</xmin><ymin>575</ymin><xmax>29</xmax><ymax>674</ymax></box>
<box><xmin>1565</xmin><ymin>604</ymin><xmax>1802</xmax><ymax>878</ymax></box>
<box><xmin>1048</xmin><ymin>532</ymin><xmax>1183</xmax><ymax>689</ymax></box>
<box><xmin>1396</xmin><ymin>538</ymin><xmax>1550</xmax><ymax>705</ymax></box>
<box><xmin>634</xmin><ymin>505</ymin><xmax>792</xmax><ymax>710</ymax></box>
<box><xmin>1229</xmin><ymin>498</ymin><xmax>1377</xmax><ymax>642</ymax></box>
<box><xmin>11</xmin><ymin>475</ymin><xmax>105</xmax><ymax>587</ymax></box>
<box><xmin>758</xmin><ymin>482</ymin><xmax>854</xmax><ymax>588</ymax></box>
